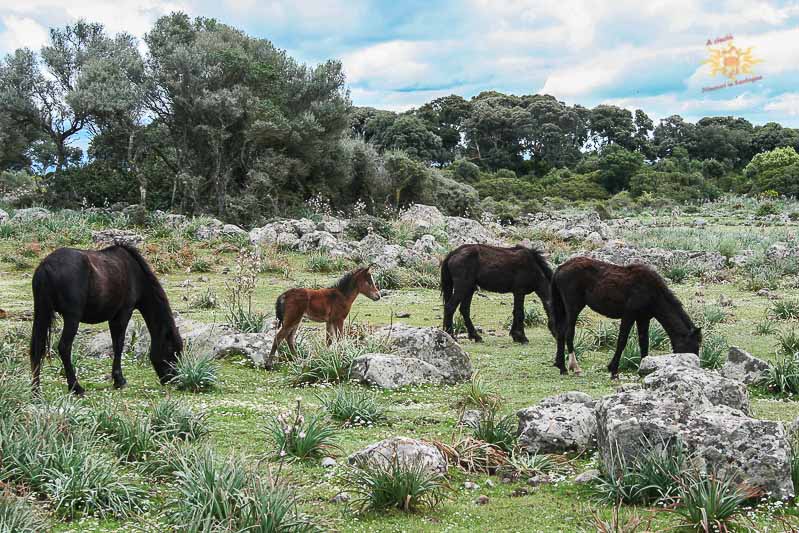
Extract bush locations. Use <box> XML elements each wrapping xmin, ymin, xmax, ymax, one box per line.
<box><xmin>699</xmin><ymin>333</ymin><xmax>727</xmax><ymax>370</ymax></box>
<box><xmin>149</xmin><ymin>397</ymin><xmax>209</xmax><ymax>442</ymax></box>
<box><xmin>671</xmin><ymin>473</ymin><xmax>756</xmax><ymax>532</ymax></box>
<box><xmin>346</xmin><ymin>214</ymin><xmax>392</xmax><ymax>240</ymax></box>
<box><xmin>93</xmin><ymin>407</ymin><xmax>162</xmax><ymax>462</ymax></box>
<box><xmin>771</xmin><ymin>299</ymin><xmax>799</xmax><ymax>320</ymax></box>
<box><xmin>777</xmin><ymin>328</ymin><xmax>799</xmax><ymax>356</ymax></box>
<box><xmin>423</xmin><ymin>170</ymin><xmax>480</xmax><ymax>216</ymax></box>
<box><xmin>342</xmin><ymin>454</ymin><xmax>447</xmax><ymax>513</ymax></box>
<box><xmin>466</xmin><ymin>410</ymin><xmax>516</xmax><ymax>453</ymax></box>
<box><xmin>762</xmin><ymin>353</ymin><xmax>799</xmax><ymax>395</ymax></box>
<box><xmin>265</xmin><ymin>404</ymin><xmax>337</xmax><ymax>460</ymax></box>
<box><xmin>318</xmin><ymin>387</ymin><xmax>386</xmax><ymax>427</ymax></box>
<box><xmin>372</xmin><ymin>267</ymin><xmax>402</xmax><ymax>290</ymax></box>
<box><xmin>289</xmin><ymin>339</ymin><xmax>366</xmax><ymax>385</ymax></box>
<box><xmin>475</xmin><ymin>178</ymin><xmax>543</xmax><ymax>202</ymax></box>
<box><xmin>0</xmin><ymin>491</ymin><xmax>45</xmax><ymax>533</ymax></box>
<box><xmin>306</xmin><ymin>253</ymin><xmax>346</xmax><ymax>273</ymax></box>
<box><xmin>171</xmin><ymin>348</ymin><xmax>219</xmax><ymax>392</ymax></box>
<box><xmin>448</xmin><ymin>159</ymin><xmax>481</xmax><ymax>184</ymax></box>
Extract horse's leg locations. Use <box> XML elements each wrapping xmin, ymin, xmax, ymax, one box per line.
<box><xmin>325</xmin><ymin>322</ymin><xmax>336</xmax><ymax>346</ymax></box>
<box><xmin>566</xmin><ymin>304</ymin><xmax>585</xmax><ymax>376</ymax></box>
<box><xmin>443</xmin><ymin>291</ymin><xmax>464</xmax><ymax>338</ymax></box>
<box><xmin>555</xmin><ymin>328</ymin><xmax>567</xmax><ymax>375</ymax></box>
<box><xmin>460</xmin><ymin>289</ymin><xmax>482</xmax><ymax>342</ymax></box>
<box><xmin>269</xmin><ymin>324</ymin><xmax>290</xmax><ymax>359</ymax></box>
<box><xmin>58</xmin><ymin>317</ymin><xmax>84</xmax><ymax>395</ymax></box>
<box><xmin>637</xmin><ymin>318</ymin><xmax>650</xmax><ymax>363</ymax></box>
<box><xmin>109</xmin><ymin>310</ymin><xmax>133</xmax><ymax>389</ymax></box>
<box><xmin>286</xmin><ymin>325</ymin><xmax>300</xmax><ymax>357</ymax></box>
<box><xmin>510</xmin><ymin>293</ymin><xmax>528</xmax><ymax>344</ymax></box>
<box><xmin>608</xmin><ymin>317</ymin><xmax>635</xmax><ymax>379</ymax></box>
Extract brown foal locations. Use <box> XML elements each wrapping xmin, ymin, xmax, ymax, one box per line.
<box><xmin>269</xmin><ymin>266</ymin><xmax>381</xmax><ymax>357</ymax></box>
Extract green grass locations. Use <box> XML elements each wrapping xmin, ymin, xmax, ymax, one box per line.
<box><xmin>0</xmin><ymin>208</ymin><xmax>797</xmax><ymax>532</ymax></box>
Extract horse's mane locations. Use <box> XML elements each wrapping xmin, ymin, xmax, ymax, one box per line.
<box><xmin>331</xmin><ymin>267</ymin><xmax>368</xmax><ymax>295</ymax></box>
<box><xmin>524</xmin><ymin>246</ymin><xmax>553</xmax><ymax>280</ymax></box>
<box><xmin>656</xmin><ymin>273</ymin><xmax>696</xmax><ymax>330</ymax></box>
<box><xmin>114</xmin><ymin>244</ymin><xmax>181</xmax><ymax>340</ymax></box>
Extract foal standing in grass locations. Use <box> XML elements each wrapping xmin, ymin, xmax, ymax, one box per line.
<box><xmin>269</xmin><ymin>266</ymin><xmax>381</xmax><ymax>358</ymax></box>
<box><xmin>551</xmin><ymin>257</ymin><xmax>701</xmax><ymax>378</ymax></box>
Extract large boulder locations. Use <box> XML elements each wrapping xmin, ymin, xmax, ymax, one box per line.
<box><xmin>351</xmin><ymin>353</ymin><xmax>444</xmax><ymax>389</ymax></box>
<box><xmin>445</xmin><ymin>216</ymin><xmax>500</xmax><ymax>247</ymax></box>
<box><xmin>220</xmin><ymin>224</ymin><xmax>247</xmax><ymax>237</ymax></box>
<box><xmin>212</xmin><ymin>329</ymin><xmax>277</xmax><ymax>369</ymax></box>
<box><xmin>162</xmin><ymin>213</ymin><xmax>188</xmax><ymax>228</ymax></box>
<box><xmin>195</xmin><ymin>219</ymin><xmax>224</xmax><ymax>240</ymax></box>
<box><xmin>348</xmin><ymin>436</ymin><xmax>447</xmax><ymax>475</ymax></box>
<box><xmin>91</xmin><ymin>229</ymin><xmax>144</xmax><ymax>248</ymax></box>
<box><xmin>399</xmin><ymin>204</ymin><xmax>446</xmax><ymax>230</ymax></box>
<box><xmin>516</xmin><ymin>391</ymin><xmax>597</xmax><ymax>454</ymax></box>
<box><xmin>596</xmin><ymin>388</ymin><xmax>794</xmax><ymax>499</ymax></box>
<box><xmin>376</xmin><ymin>325</ymin><xmax>472</xmax><ymax>384</ymax></box>
<box><xmin>683</xmin><ymin>405</ymin><xmax>793</xmax><ymax>500</ymax></box>
<box><xmin>297</xmin><ymin>231</ymin><xmax>338</xmax><ymax>253</ymax></box>
<box><xmin>0</xmin><ymin>209</ymin><xmax>8</xmax><ymax>224</ymax></box>
<box><xmin>316</xmin><ymin>216</ymin><xmax>348</xmax><ymax>235</ymax></box>
<box><xmin>585</xmin><ymin>241</ymin><xmax>726</xmax><ymax>272</ymax></box>
<box><xmin>11</xmin><ymin>207</ymin><xmax>49</xmax><ymax>223</ymax></box>
<box><xmin>720</xmin><ymin>346</ymin><xmax>770</xmax><ymax>385</ymax></box>
<box><xmin>643</xmin><ymin>365</ymin><xmax>750</xmax><ymax>414</ymax></box>
<box><xmin>358</xmin><ymin>233</ymin><xmax>403</xmax><ymax>268</ymax></box>
<box><xmin>399</xmin><ymin>234</ymin><xmax>443</xmax><ymax>266</ymax></box>
<box><xmin>275</xmin><ymin>232</ymin><xmax>300</xmax><ymax>249</ymax></box>
<box><xmin>249</xmin><ymin>225</ymin><xmax>277</xmax><ymax>246</ymax></box>
<box><xmin>289</xmin><ymin>218</ymin><xmax>316</xmax><ymax>236</ymax></box>
<box><xmin>638</xmin><ymin>353</ymin><xmax>700</xmax><ymax>377</ymax></box>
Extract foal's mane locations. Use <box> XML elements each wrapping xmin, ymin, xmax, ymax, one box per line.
<box><xmin>655</xmin><ymin>271</ymin><xmax>696</xmax><ymax>330</ymax></box>
<box><xmin>331</xmin><ymin>267</ymin><xmax>368</xmax><ymax>295</ymax></box>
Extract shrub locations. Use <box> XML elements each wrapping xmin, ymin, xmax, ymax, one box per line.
<box><xmin>93</xmin><ymin>408</ymin><xmax>162</xmax><ymax>462</ymax></box>
<box><xmin>346</xmin><ymin>215</ymin><xmax>392</xmax><ymax>240</ymax></box>
<box><xmin>318</xmin><ymin>387</ymin><xmax>386</xmax><ymax>427</ymax></box>
<box><xmin>171</xmin><ymin>348</ymin><xmax>219</xmax><ymax>392</ymax></box>
<box><xmin>466</xmin><ymin>410</ymin><xmax>516</xmax><ymax>453</ymax></box>
<box><xmin>755</xmin><ymin>201</ymin><xmax>780</xmax><ymax>217</ymax></box>
<box><xmin>699</xmin><ymin>333</ymin><xmax>727</xmax><ymax>370</ymax></box>
<box><xmin>306</xmin><ymin>253</ymin><xmax>345</xmax><ymax>273</ymax></box>
<box><xmin>289</xmin><ymin>339</ymin><xmax>363</xmax><ymax>385</ymax></box>
<box><xmin>265</xmin><ymin>404</ymin><xmax>337</xmax><ymax>460</ymax></box>
<box><xmin>149</xmin><ymin>397</ymin><xmax>209</xmax><ymax>442</ymax></box>
<box><xmin>423</xmin><ymin>171</ymin><xmax>480</xmax><ymax>216</ymax></box>
<box><xmin>762</xmin><ymin>354</ymin><xmax>799</xmax><ymax>395</ymax></box>
<box><xmin>590</xmin><ymin>321</ymin><xmax>618</xmax><ymax>350</ymax></box>
<box><xmin>771</xmin><ymin>299</ymin><xmax>799</xmax><ymax>321</ymax></box>
<box><xmin>0</xmin><ymin>491</ymin><xmax>45</xmax><ymax>533</ymax></box>
<box><xmin>341</xmin><ymin>454</ymin><xmax>447</xmax><ymax>513</ymax></box>
<box><xmin>225</xmin><ymin>248</ymin><xmax>268</xmax><ymax>333</ymax></box>
<box><xmin>617</xmin><ymin>337</ymin><xmax>641</xmax><ymax>373</ymax></box>
<box><xmin>671</xmin><ymin>473</ymin><xmax>756</xmax><ymax>532</ymax></box>
<box><xmin>754</xmin><ymin>316</ymin><xmax>776</xmax><ymax>336</ymax></box>
<box><xmin>448</xmin><ymin>159</ymin><xmax>481</xmax><ymax>184</ymax></box>
<box><xmin>457</xmin><ymin>371</ymin><xmax>502</xmax><ymax>411</ymax></box>
<box><xmin>372</xmin><ymin>267</ymin><xmax>402</xmax><ymax>290</ymax></box>
<box><xmin>191</xmin><ymin>287</ymin><xmax>219</xmax><ymax>310</ymax></box>
<box><xmin>777</xmin><ymin>329</ymin><xmax>799</xmax><ymax>357</ymax></box>
<box><xmin>663</xmin><ymin>261</ymin><xmax>693</xmax><ymax>284</ymax></box>
<box><xmin>475</xmin><ymin>178</ymin><xmax>543</xmax><ymax>202</ymax></box>
<box><xmin>503</xmin><ymin>452</ymin><xmax>559</xmax><ymax>479</ymax></box>
<box><xmin>701</xmin><ymin>305</ymin><xmax>727</xmax><ymax>328</ymax></box>
<box><xmin>648</xmin><ymin>323</ymin><xmax>669</xmax><ymax>350</ymax></box>
<box><xmin>190</xmin><ymin>257</ymin><xmax>212</xmax><ymax>273</ymax></box>
<box><xmin>239</xmin><ymin>478</ymin><xmax>320</xmax><ymax>533</ymax></box>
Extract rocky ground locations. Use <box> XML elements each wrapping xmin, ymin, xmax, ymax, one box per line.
<box><xmin>1</xmin><ymin>198</ymin><xmax>799</xmax><ymax>531</ymax></box>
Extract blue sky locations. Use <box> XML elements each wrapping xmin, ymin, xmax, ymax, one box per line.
<box><xmin>2</xmin><ymin>0</ymin><xmax>799</xmax><ymax>125</ymax></box>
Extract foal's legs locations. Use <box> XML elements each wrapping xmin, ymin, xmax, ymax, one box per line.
<box><xmin>58</xmin><ymin>316</ymin><xmax>83</xmax><ymax>395</ymax></box>
<box><xmin>443</xmin><ymin>292</ymin><xmax>463</xmax><ymax>337</ymax></box>
<box><xmin>460</xmin><ymin>289</ymin><xmax>482</xmax><ymax>342</ymax></box>
<box><xmin>607</xmin><ymin>317</ymin><xmax>635</xmax><ymax>378</ymax></box>
<box><xmin>510</xmin><ymin>293</ymin><xmax>528</xmax><ymax>343</ymax></box>
<box><xmin>109</xmin><ymin>310</ymin><xmax>133</xmax><ymax>389</ymax></box>
<box><xmin>636</xmin><ymin>318</ymin><xmax>650</xmax><ymax>362</ymax></box>
<box><xmin>565</xmin><ymin>304</ymin><xmax>585</xmax><ymax>375</ymax></box>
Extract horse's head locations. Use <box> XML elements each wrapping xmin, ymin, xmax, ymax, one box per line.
<box><xmin>672</xmin><ymin>326</ymin><xmax>702</xmax><ymax>355</ymax></box>
<box><xmin>357</xmin><ymin>265</ymin><xmax>382</xmax><ymax>301</ymax></box>
<box><xmin>150</xmin><ymin>324</ymin><xmax>183</xmax><ymax>384</ymax></box>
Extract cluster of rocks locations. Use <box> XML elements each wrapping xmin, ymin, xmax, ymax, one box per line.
<box><xmin>193</xmin><ymin>218</ymin><xmax>248</xmax><ymax>240</ymax></box>
<box><xmin>523</xmin><ymin>212</ymin><xmax>610</xmax><ymax>245</ymax></box>
<box><xmin>351</xmin><ymin>325</ymin><xmax>473</xmax><ymax>389</ymax></box>
<box><xmin>766</xmin><ymin>242</ymin><xmax>799</xmax><ymax>262</ymax></box>
<box><xmin>515</xmin><ymin>349</ymin><xmax>795</xmax><ymax>499</ymax></box>
<box><xmin>91</xmin><ymin>229</ymin><xmax>145</xmax><ymax>248</ymax></box>
<box><xmin>584</xmin><ymin>240</ymin><xmax>727</xmax><ymax>272</ymax></box>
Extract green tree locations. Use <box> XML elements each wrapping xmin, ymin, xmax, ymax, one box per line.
<box><xmin>598</xmin><ymin>145</ymin><xmax>643</xmax><ymax>193</ymax></box>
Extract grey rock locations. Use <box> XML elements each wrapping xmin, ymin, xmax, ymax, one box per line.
<box><xmin>474</xmin><ymin>495</ymin><xmax>489</xmax><ymax>505</ymax></box>
<box><xmin>320</xmin><ymin>457</ymin><xmax>337</xmax><ymax>468</ymax></box>
<box><xmin>348</xmin><ymin>436</ymin><xmax>447</xmax><ymax>475</ymax></box>
<box><xmin>212</xmin><ymin>328</ymin><xmax>277</xmax><ymax>369</ymax></box>
<box><xmin>376</xmin><ymin>324</ymin><xmax>472</xmax><ymax>384</ymax></box>
<box><xmin>249</xmin><ymin>225</ymin><xmax>277</xmax><ymax>246</ymax></box>
<box><xmin>276</xmin><ymin>232</ymin><xmax>300</xmax><ymax>249</ymax></box>
<box><xmin>91</xmin><ymin>229</ymin><xmax>144</xmax><ymax>248</ymax></box>
<box><xmin>11</xmin><ymin>207</ymin><xmax>50</xmax><ymax>222</ymax></box>
<box><xmin>517</xmin><ymin>391</ymin><xmax>597</xmax><ymax>454</ymax></box>
<box><xmin>220</xmin><ymin>224</ymin><xmax>246</xmax><ymax>237</ymax></box>
<box><xmin>643</xmin><ymin>365</ymin><xmax>750</xmax><ymax>414</ymax></box>
<box><xmin>195</xmin><ymin>219</ymin><xmax>223</xmax><ymax>240</ymax></box>
<box><xmin>351</xmin><ymin>353</ymin><xmax>444</xmax><ymax>389</ymax></box>
<box><xmin>290</xmin><ymin>218</ymin><xmax>316</xmax><ymax>236</ymax></box>
<box><xmin>463</xmin><ymin>481</ymin><xmax>479</xmax><ymax>490</ymax></box>
<box><xmin>316</xmin><ymin>216</ymin><xmax>348</xmax><ymax>234</ymax></box>
<box><xmin>0</xmin><ymin>209</ymin><xmax>8</xmax><ymax>224</ymax></box>
<box><xmin>399</xmin><ymin>204</ymin><xmax>446</xmax><ymax>229</ymax></box>
<box><xmin>163</xmin><ymin>214</ymin><xmax>188</xmax><ymax>228</ymax></box>
<box><xmin>574</xmin><ymin>469</ymin><xmax>600</xmax><ymax>484</ymax></box>
<box><xmin>637</xmin><ymin>353</ymin><xmax>700</xmax><ymax>377</ymax></box>
<box><xmin>445</xmin><ymin>216</ymin><xmax>501</xmax><ymax>247</ymax></box>
<box><xmin>358</xmin><ymin>233</ymin><xmax>403</xmax><ymax>268</ymax></box>
<box><xmin>720</xmin><ymin>346</ymin><xmax>770</xmax><ymax>385</ymax></box>
<box><xmin>330</xmin><ymin>492</ymin><xmax>350</xmax><ymax>504</ymax></box>
<box><xmin>459</xmin><ymin>409</ymin><xmax>482</xmax><ymax>428</ymax></box>
<box><xmin>297</xmin><ymin>230</ymin><xmax>337</xmax><ymax>253</ymax></box>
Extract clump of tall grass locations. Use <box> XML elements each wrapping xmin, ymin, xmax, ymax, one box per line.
<box><xmin>456</xmin><ymin>371</ymin><xmax>502</xmax><ymax>411</ymax></box>
<box><xmin>771</xmin><ymin>299</ymin><xmax>799</xmax><ymax>321</ymax></box>
<box><xmin>372</xmin><ymin>267</ymin><xmax>402</xmax><ymax>290</ymax></box>
<box><xmin>0</xmin><ymin>491</ymin><xmax>45</xmax><ymax>532</ymax></box>
<box><xmin>754</xmin><ymin>315</ymin><xmax>776</xmax><ymax>336</ymax></box>
<box><xmin>777</xmin><ymin>329</ymin><xmax>799</xmax><ymax>356</ymax></box>
<box><xmin>341</xmin><ymin>454</ymin><xmax>447</xmax><ymax>513</ymax></box>
<box><xmin>265</xmin><ymin>400</ymin><xmax>337</xmax><ymax>460</ymax></box>
<box><xmin>191</xmin><ymin>287</ymin><xmax>219</xmax><ymax>310</ymax></box>
<box><xmin>699</xmin><ymin>333</ymin><xmax>728</xmax><ymax>370</ymax></box>
<box><xmin>149</xmin><ymin>397</ymin><xmax>209</xmax><ymax>442</ymax></box>
<box><xmin>306</xmin><ymin>253</ymin><xmax>346</xmax><ymax>273</ymax></box>
<box><xmin>318</xmin><ymin>386</ymin><xmax>386</xmax><ymax>427</ymax></box>
<box><xmin>670</xmin><ymin>473</ymin><xmax>758</xmax><ymax>532</ymax></box>
<box><xmin>171</xmin><ymin>347</ymin><xmax>219</xmax><ymax>392</ymax></box>
<box><xmin>762</xmin><ymin>353</ymin><xmax>799</xmax><ymax>396</ymax></box>
<box><xmin>290</xmin><ymin>338</ymin><xmax>367</xmax><ymax>385</ymax></box>
<box><xmin>465</xmin><ymin>408</ymin><xmax>517</xmax><ymax>453</ymax></box>
<box><xmin>224</xmin><ymin>248</ymin><xmax>268</xmax><ymax>332</ymax></box>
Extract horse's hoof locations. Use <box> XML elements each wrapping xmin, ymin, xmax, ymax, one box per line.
<box><xmin>610</xmin><ymin>373</ymin><xmax>620</xmax><ymax>381</ymax></box>
<box><xmin>559</xmin><ymin>369</ymin><xmax>568</xmax><ymax>376</ymax></box>
<box><xmin>70</xmin><ymin>384</ymin><xmax>85</xmax><ymax>396</ymax></box>
<box><xmin>113</xmin><ymin>379</ymin><xmax>127</xmax><ymax>390</ymax></box>
<box><xmin>472</xmin><ymin>335</ymin><xmax>483</xmax><ymax>343</ymax></box>
<box><xmin>573</xmin><ymin>369</ymin><xmax>583</xmax><ymax>376</ymax></box>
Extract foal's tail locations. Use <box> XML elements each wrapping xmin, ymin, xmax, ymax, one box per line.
<box><xmin>274</xmin><ymin>293</ymin><xmax>286</xmax><ymax>327</ymax></box>
<box><xmin>550</xmin><ymin>273</ymin><xmax>566</xmax><ymax>336</ymax></box>
<box><xmin>30</xmin><ymin>265</ymin><xmax>55</xmax><ymax>388</ymax></box>
<box><xmin>440</xmin><ymin>254</ymin><xmax>454</xmax><ymax>306</ymax></box>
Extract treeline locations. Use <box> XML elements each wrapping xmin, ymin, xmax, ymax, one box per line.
<box><xmin>1</xmin><ymin>14</ymin><xmax>798</xmax><ymax>225</ymax></box>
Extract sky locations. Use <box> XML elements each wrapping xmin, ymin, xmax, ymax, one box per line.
<box><xmin>1</xmin><ymin>0</ymin><xmax>799</xmax><ymax>126</ymax></box>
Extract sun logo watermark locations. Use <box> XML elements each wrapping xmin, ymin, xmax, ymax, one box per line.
<box><xmin>701</xmin><ymin>35</ymin><xmax>763</xmax><ymax>92</ymax></box>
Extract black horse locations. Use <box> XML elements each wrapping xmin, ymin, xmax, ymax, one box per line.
<box><xmin>30</xmin><ymin>244</ymin><xmax>182</xmax><ymax>394</ymax></box>
<box><xmin>441</xmin><ymin>244</ymin><xmax>555</xmax><ymax>343</ymax></box>
<box><xmin>551</xmin><ymin>257</ymin><xmax>701</xmax><ymax>378</ymax></box>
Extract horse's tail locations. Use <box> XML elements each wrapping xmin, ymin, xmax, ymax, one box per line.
<box><xmin>275</xmin><ymin>293</ymin><xmax>286</xmax><ymax>327</ymax></box>
<box><xmin>550</xmin><ymin>272</ymin><xmax>566</xmax><ymax>336</ymax></box>
<box><xmin>30</xmin><ymin>265</ymin><xmax>55</xmax><ymax>387</ymax></box>
<box><xmin>440</xmin><ymin>253</ymin><xmax>454</xmax><ymax>306</ymax></box>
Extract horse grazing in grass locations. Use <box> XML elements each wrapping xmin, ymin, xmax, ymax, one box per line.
<box><xmin>551</xmin><ymin>257</ymin><xmax>701</xmax><ymax>378</ymax></box>
<box><xmin>30</xmin><ymin>244</ymin><xmax>182</xmax><ymax>394</ymax></box>
<box><xmin>441</xmin><ymin>244</ymin><xmax>555</xmax><ymax>343</ymax></box>
<box><xmin>269</xmin><ymin>266</ymin><xmax>381</xmax><ymax>358</ymax></box>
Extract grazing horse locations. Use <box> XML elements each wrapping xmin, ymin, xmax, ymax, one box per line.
<box><xmin>551</xmin><ymin>257</ymin><xmax>701</xmax><ymax>378</ymax></box>
<box><xmin>30</xmin><ymin>244</ymin><xmax>182</xmax><ymax>394</ymax></box>
<box><xmin>441</xmin><ymin>244</ymin><xmax>555</xmax><ymax>343</ymax></box>
<box><xmin>269</xmin><ymin>266</ymin><xmax>381</xmax><ymax>357</ymax></box>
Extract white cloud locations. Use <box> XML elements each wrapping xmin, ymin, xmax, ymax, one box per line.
<box><xmin>764</xmin><ymin>92</ymin><xmax>799</xmax><ymax>115</ymax></box>
<box><xmin>0</xmin><ymin>15</ymin><xmax>49</xmax><ymax>52</ymax></box>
